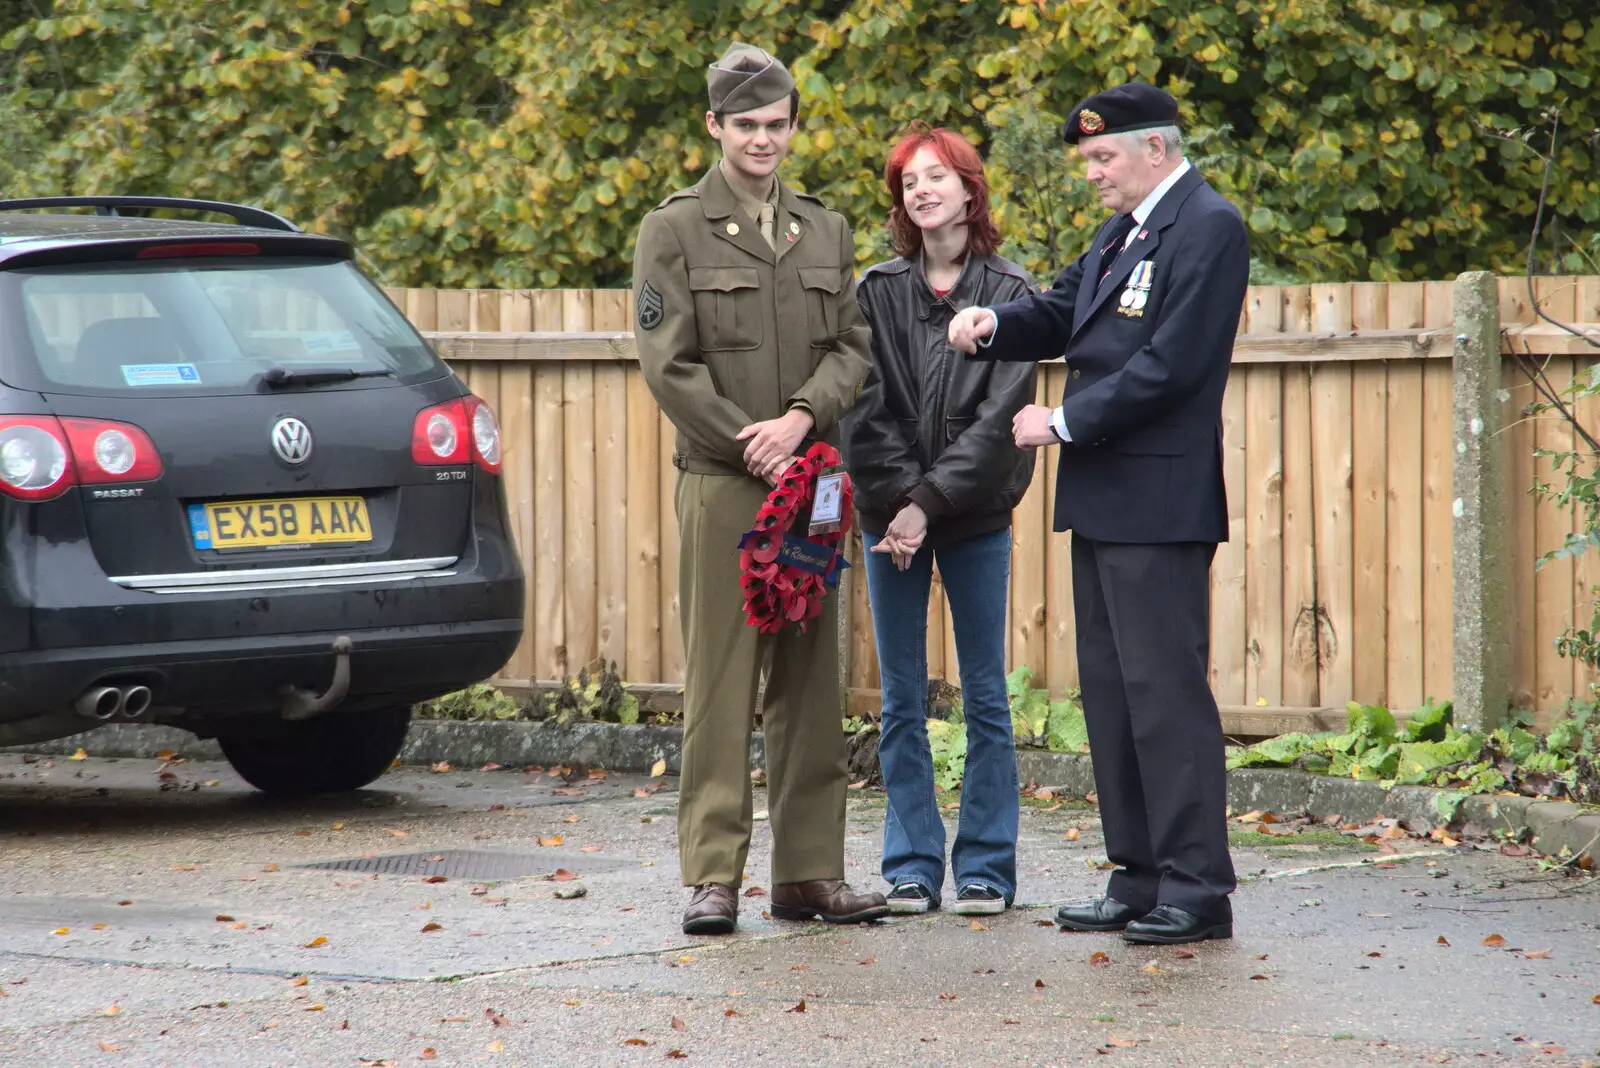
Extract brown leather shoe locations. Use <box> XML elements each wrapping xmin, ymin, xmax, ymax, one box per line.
<box><xmin>769</xmin><ymin>880</ymin><xmax>890</xmax><ymax>924</ymax></box>
<box><xmin>682</xmin><ymin>883</ymin><xmax>737</xmax><ymax>935</ymax></box>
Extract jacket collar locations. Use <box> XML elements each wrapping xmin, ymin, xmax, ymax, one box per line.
<box><xmin>696</xmin><ymin>164</ymin><xmax>817</xmax><ymax>263</ymax></box>
<box><xmin>1075</xmin><ymin>166</ymin><xmax>1206</xmax><ymax>334</ymax></box>
<box><xmin>910</xmin><ymin>250</ymin><xmax>989</xmax><ymax>317</ymax></box>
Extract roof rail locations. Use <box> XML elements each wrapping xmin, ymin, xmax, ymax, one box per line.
<box><xmin>0</xmin><ymin>196</ymin><xmax>301</xmax><ymax>233</ymax></box>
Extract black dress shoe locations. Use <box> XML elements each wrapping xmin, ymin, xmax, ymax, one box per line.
<box><xmin>1055</xmin><ymin>896</ymin><xmax>1147</xmax><ymax>932</ymax></box>
<box><xmin>1121</xmin><ymin>904</ymin><xmax>1232</xmax><ymax>945</ymax></box>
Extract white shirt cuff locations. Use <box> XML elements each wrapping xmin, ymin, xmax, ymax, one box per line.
<box><xmin>976</xmin><ymin>308</ymin><xmax>997</xmax><ymax>348</ymax></box>
<box><xmin>1050</xmin><ymin>406</ymin><xmax>1071</xmax><ymax>443</ymax></box>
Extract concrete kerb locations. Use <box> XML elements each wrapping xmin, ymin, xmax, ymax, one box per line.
<box><xmin>13</xmin><ymin>719</ymin><xmax>1596</xmax><ymax>864</ymax></box>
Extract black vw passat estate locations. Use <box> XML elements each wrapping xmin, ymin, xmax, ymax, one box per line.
<box><xmin>0</xmin><ymin>197</ymin><xmax>524</xmax><ymax>793</ymax></box>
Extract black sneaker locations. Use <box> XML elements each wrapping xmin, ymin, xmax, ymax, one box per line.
<box><xmin>886</xmin><ymin>882</ymin><xmax>936</xmax><ymax>914</ymax></box>
<box><xmin>950</xmin><ymin>882</ymin><xmax>1006</xmax><ymax>916</ymax></box>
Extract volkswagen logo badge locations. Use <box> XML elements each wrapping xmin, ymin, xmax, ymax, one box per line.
<box><xmin>271</xmin><ymin>417</ymin><xmax>313</xmax><ymax>465</ymax></box>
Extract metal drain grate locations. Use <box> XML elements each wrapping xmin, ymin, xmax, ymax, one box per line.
<box><xmin>299</xmin><ymin>850</ymin><xmax>560</xmax><ymax>880</ymax></box>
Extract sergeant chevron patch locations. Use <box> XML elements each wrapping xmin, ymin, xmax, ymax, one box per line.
<box><xmin>637</xmin><ymin>281</ymin><xmax>664</xmax><ymax>331</ymax></box>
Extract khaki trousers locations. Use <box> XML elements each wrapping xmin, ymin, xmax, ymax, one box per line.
<box><xmin>674</xmin><ymin>470</ymin><xmax>847</xmax><ymax>887</ymax></box>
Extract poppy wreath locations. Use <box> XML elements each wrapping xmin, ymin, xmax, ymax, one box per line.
<box><xmin>736</xmin><ymin>441</ymin><xmax>853</xmax><ymax>633</ymax></box>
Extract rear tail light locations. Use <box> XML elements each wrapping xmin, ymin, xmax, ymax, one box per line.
<box><xmin>413</xmin><ymin>397</ymin><xmax>502</xmax><ymax>474</ymax></box>
<box><xmin>0</xmin><ymin>416</ymin><xmax>162</xmax><ymax>501</ymax></box>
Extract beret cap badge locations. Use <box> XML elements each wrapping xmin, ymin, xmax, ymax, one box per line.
<box><xmin>1078</xmin><ymin>109</ymin><xmax>1106</xmax><ymax>135</ymax></box>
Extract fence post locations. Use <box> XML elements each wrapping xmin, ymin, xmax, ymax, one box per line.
<box><xmin>1450</xmin><ymin>271</ymin><xmax>1508</xmax><ymax>731</ymax></box>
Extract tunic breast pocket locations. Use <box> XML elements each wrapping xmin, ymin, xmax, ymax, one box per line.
<box><xmin>688</xmin><ymin>266</ymin><xmax>763</xmax><ymax>352</ymax></box>
<box><xmin>797</xmin><ymin>265</ymin><xmax>841</xmax><ymax>346</ymax></box>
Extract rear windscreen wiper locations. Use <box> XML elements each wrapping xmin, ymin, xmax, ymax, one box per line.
<box><xmin>260</xmin><ymin>366</ymin><xmax>396</xmax><ymax>389</ymax></box>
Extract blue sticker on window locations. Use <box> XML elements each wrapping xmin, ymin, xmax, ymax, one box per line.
<box><xmin>122</xmin><ymin>363</ymin><xmax>201</xmax><ymax>387</ymax></box>
<box><xmin>188</xmin><ymin>504</ymin><xmax>213</xmax><ymax>549</ymax></box>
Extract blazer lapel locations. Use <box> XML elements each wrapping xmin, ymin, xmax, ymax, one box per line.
<box><xmin>699</xmin><ymin>167</ymin><xmax>776</xmax><ymax>264</ymax></box>
<box><xmin>1073</xmin><ymin>168</ymin><xmax>1206</xmax><ymax>336</ymax></box>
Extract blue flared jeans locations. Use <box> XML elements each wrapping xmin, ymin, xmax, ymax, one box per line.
<box><xmin>862</xmin><ymin>526</ymin><xmax>1018</xmax><ymax>904</ymax></box>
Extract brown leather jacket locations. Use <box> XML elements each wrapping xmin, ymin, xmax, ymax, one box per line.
<box><xmin>843</xmin><ymin>252</ymin><xmax>1039</xmax><ymax>548</ymax></box>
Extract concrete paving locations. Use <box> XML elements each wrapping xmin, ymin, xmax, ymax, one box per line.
<box><xmin>1</xmin><ymin>750</ymin><xmax>1597</xmax><ymax>1066</ymax></box>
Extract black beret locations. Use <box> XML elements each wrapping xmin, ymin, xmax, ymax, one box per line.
<box><xmin>1061</xmin><ymin>82</ymin><xmax>1180</xmax><ymax>144</ymax></box>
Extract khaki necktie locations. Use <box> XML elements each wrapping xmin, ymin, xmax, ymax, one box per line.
<box><xmin>758</xmin><ymin>202</ymin><xmax>776</xmax><ymax>250</ymax></box>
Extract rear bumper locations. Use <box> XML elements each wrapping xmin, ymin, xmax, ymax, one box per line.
<box><xmin>0</xmin><ymin>617</ymin><xmax>523</xmax><ymax>724</ymax></box>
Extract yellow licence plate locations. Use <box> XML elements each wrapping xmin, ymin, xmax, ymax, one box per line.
<box><xmin>189</xmin><ymin>496</ymin><xmax>372</xmax><ymax>550</ymax></box>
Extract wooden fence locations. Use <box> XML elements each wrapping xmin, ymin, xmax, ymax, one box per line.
<box><xmin>386</xmin><ymin>279</ymin><xmax>1600</xmax><ymax>735</ymax></box>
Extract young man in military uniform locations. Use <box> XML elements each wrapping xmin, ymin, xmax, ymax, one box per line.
<box><xmin>631</xmin><ymin>43</ymin><xmax>886</xmax><ymax>935</ymax></box>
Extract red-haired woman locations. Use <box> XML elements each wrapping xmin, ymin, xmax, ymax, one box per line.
<box><xmin>842</xmin><ymin>126</ymin><xmax>1038</xmax><ymax>916</ymax></box>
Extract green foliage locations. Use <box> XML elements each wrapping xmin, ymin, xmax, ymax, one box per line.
<box><xmin>1007</xmin><ymin>665</ymin><xmax>1088</xmax><ymax>753</ymax></box>
<box><xmin>4</xmin><ymin>1</ymin><xmax>1598</xmax><ymax>286</ymax></box>
<box><xmin>1227</xmin><ymin>698</ymin><xmax>1600</xmax><ymax>803</ymax></box>
<box><xmin>413</xmin><ymin>683</ymin><xmax>522</xmax><ymax>722</ymax></box>
<box><xmin>540</xmin><ymin>660</ymin><xmax>640</xmax><ymax>725</ymax></box>
<box><xmin>927</xmin><ymin>716</ymin><xmax>967</xmax><ymax>794</ymax></box>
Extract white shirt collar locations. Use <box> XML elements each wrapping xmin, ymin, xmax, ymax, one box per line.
<box><xmin>1130</xmin><ymin>159</ymin><xmax>1192</xmax><ymax>228</ymax></box>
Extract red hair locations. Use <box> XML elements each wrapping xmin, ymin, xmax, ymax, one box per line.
<box><xmin>884</xmin><ymin>124</ymin><xmax>1000</xmax><ymax>260</ymax></box>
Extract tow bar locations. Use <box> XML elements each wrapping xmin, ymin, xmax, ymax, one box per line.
<box><xmin>280</xmin><ymin>636</ymin><xmax>353</xmax><ymax>721</ymax></box>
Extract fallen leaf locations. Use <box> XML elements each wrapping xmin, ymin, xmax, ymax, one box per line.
<box><xmin>1035</xmin><ymin>979</ymin><xmax>1046</xmax><ymax>988</ymax></box>
<box><xmin>486</xmin><ymin>1008</ymin><xmax>511</xmax><ymax>1027</ymax></box>
<box><xmin>671</xmin><ymin>1017</ymin><xmax>687</xmax><ymax>1031</ymax></box>
<box><xmin>98</xmin><ymin>1041</ymin><xmax>119</xmax><ymax>1052</ymax></box>
<box><xmin>1523</xmin><ymin>948</ymin><xmax>1551</xmax><ymax>959</ymax></box>
<box><xmin>228</xmin><ymin>921</ymin><xmax>248</xmax><ymax>930</ymax></box>
<box><xmin>1143</xmin><ymin>963</ymin><xmax>1166</xmax><ymax>974</ymax></box>
<box><xmin>155</xmin><ymin>749</ymin><xmax>177</xmax><ymax>760</ymax></box>
<box><xmin>1089</xmin><ymin>952</ymin><xmax>1111</xmax><ymax>967</ymax></box>
<box><xmin>430</xmin><ymin>762</ymin><xmax>453</xmax><ymax>773</ymax></box>
<box><xmin>624</xmin><ymin>1038</ymin><xmax>650</xmax><ymax>1046</ymax></box>
<box><xmin>51</xmin><ymin>928</ymin><xmax>69</xmax><ymax>936</ymax></box>
<box><xmin>422</xmin><ymin>1050</ymin><xmax>438</xmax><ymax>1061</ymax></box>
<box><xmin>173</xmin><ymin>864</ymin><xmax>199</xmax><ymax>872</ymax></box>
<box><xmin>1253</xmin><ymin>954</ymin><xmax>1268</xmax><ymax>961</ymax></box>
<box><xmin>117</xmin><ymin>900</ymin><xmax>132</xmax><ymax>906</ymax></box>
<box><xmin>201</xmin><ymin>779</ymin><xmax>221</xmax><ymax>787</ymax></box>
<box><xmin>441</xmin><ymin>1015</ymin><xmax>467</xmax><ymax>1022</ymax></box>
<box><xmin>678</xmin><ymin>955</ymin><xmax>696</xmax><ymax>964</ymax></box>
<box><xmin>650</xmin><ymin>758</ymin><xmax>667</xmax><ymax>778</ymax></box>
<box><xmin>1236</xmin><ymin>810</ymin><xmax>1264</xmax><ymax>823</ymax></box>
<box><xmin>484</xmin><ymin>1040</ymin><xmax>504</xmax><ymax>1053</ymax></box>
<box><xmin>304</xmin><ymin>936</ymin><xmax>328</xmax><ymax>948</ymax></box>
<box><xmin>848</xmin><ymin>779</ymin><xmax>868</xmax><ymax>789</ymax></box>
<box><xmin>580</xmin><ymin>845</ymin><xmax>603</xmax><ymax>854</ymax></box>
<box><xmin>564</xmin><ymin>1000</ymin><xmax>581</xmax><ymax>1006</ymax></box>
<box><xmin>666</xmin><ymin>1053</ymin><xmax>687</xmax><ymax>1060</ymax></box>
<box><xmin>291</xmin><ymin>976</ymin><xmax>309</xmax><ymax>987</ymax></box>
<box><xmin>421</xmin><ymin>922</ymin><xmax>443</xmax><ymax>932</ymax></box>
<box><xmin>538</xmin><ymin>835</ymin><xmax>564</xmax><ymax>847</ymax></box>
<box><xmin>102</xmin><ymin>1002</ymin><xmax>121</xmax><ymax>1015</ymax></box>
<box><xmin>294</xmin><ymin>830</ymin><xmax>313</xmax><ymax>837</ymax></box>
<box><xmin>941</xmin><ymin>801</ymin><xmax>961</xmax><ymax>810</ymax></box>
<box><xmin>725</xmin><ymin>1008</ymin><xmax>740</xmax><ymax>1017</ymax></box>
<box><xmin>1107</xmin><ymin>1036</ymin><xmax>1140</xmax><ymax>1048</ymax></box>
<box><xmin>1174</xmin><ymin>948</ymin><xmax>1197</xmax><ymax>960</ymax></box>
<box><xmin>69</xmin><ymin>748</ymin><xmax>88</xmax><ymax>761</ymax></box>
<box><xmin>1033</xmin><ymin>788</ymin><xmax>1055</xmax><ymax>801</ymax></box>
<box><xmin>743</xmin><ymin>886</ymin><xmax>766</xmax><ymax>898</ymax></box>
<box><xmin>1437</xmin><ymin>936</ymin><xmax>1451</xmax><ymax>946</ymax></box>
<box><xmin>970</xmin><ymin>920</ymin><xmax>990</xmax><ymax>931</ymax></box>
<box><xmin>550</xmin><ymin>868</ymin><xmax>578</xmax><ymax>882</ymax></box>
<box><xmin>939</xmin><ymin>992</ymin><xmax>958</xmax><ymax>1001</ymax></box>
<box><xmin>263</xmin><ymin>865</ymin><xmax>280</xmax><ymax>873</ymax></box>
<box><xmin>1035</xmin><ymin>920</ymin><xmax>1054</xmax><ymax>927</ymax></box>
<box><xmin>564</xmin><ymin>815</ymin><xmax>581</xmax><ymax>823</ymax></box>
<box><xmin>1249</xmin><ymin>974</ymin><xmax>1269</xmax><ymax>980</ymax></box>
<box><xmin>305</xmin><ymin>1004</ymin><xmax>325</xmax><ymax>1012</ymax></box>
<box><xmin>860</xmin><ymin>956</ymin><xmax>877</xmax><ymax>966</ymax></box>
<box><xmin>386</xmin><ymin>828</ymin><xmax>409</xmax><ymax>838</ymax></box>
<box><xmin>1482</xmin><ymin>934</ymin><xmax>1507</xmax><ymax>947</ymax></box>
<box><xmin>1064</xmin><ymin>828</ymin><xmax>1081</xmax><ymax>841</ymax></box>
<box><xmin>91</xmin><ymin>923</ymin><xmax>108</xmax><ymax>930</ymax></box>
<box><xmin>787</xmin><ymin>999</ymin><xmax>806</xmax><ymax>1013</ymax></box>
<box><xmin>216</xmin><ymin>914</ymin><xmax>235</xmax><ymax>923</ymax></box>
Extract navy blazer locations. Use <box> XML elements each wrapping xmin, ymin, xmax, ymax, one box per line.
<box><xmin>983</xmin><ymin>167</ymin><xmax>1249</xmax><ymax>543</ymax></box>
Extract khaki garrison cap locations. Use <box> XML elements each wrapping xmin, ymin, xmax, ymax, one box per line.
<box><xmin>707</xmin><ymin>43</ymin><xmax>795</xmax><ymax>116</ymax></box>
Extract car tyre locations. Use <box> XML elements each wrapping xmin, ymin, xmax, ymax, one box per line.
<box><xmin>218</xmin><ymin>706</ymin><xmax>412</xmax><ymax>795</ymax></box>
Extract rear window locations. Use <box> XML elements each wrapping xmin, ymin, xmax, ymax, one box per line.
<box><xmin>0</xmin><ymin>256</ymin><xmax>443</xmax><ymax>395</ymax></box>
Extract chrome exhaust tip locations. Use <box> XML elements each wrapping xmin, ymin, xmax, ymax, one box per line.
<box><xmin>74</xmin><ymin>686</ymin><xmax>122</xmax><ymax>721</ymax></box>
<box><xmin>119</xmin><ymin>685</ymin><xmax>153</xmax><ymax>720</ymax></box>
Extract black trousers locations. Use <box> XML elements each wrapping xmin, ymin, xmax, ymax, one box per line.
<box><xmin>1071</xmin><ymin>535</ymin><xmax>1236</xmax><ymax>919</ymax></box>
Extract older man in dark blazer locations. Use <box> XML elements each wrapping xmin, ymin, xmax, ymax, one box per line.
<box><xmin>949</xmin><ymin>82</ymin><xmax>1250</xmax><ymax>944</ymax></box>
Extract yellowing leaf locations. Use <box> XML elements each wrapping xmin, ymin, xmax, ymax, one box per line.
<box><xmin>101</xmin><ymin>1002</ymin><xmax>121</xmax><ymax>1015</ymax></box>
<box><xmin>68</xmin><ymin>748</ymin><xmax>88</xmax><ymax>761</ymax></box>
<box><xmin>421</xmin><ymin>922</ymin><xmax>443</xmax><ymax>932</ymax></box>
<box><xmin>291</xmin><ymin>976</ymin><xmax>309</xmax><ymax>986</ymax></box>
<box><xmin>304</xmin><ymin>936</ymin><xmax>328</xmax><ymax>948</ymax></box>
<box><xmin>969</xmin><ymin>919</ymin><xmax>990</xmax><ymax>931</ymax></box>
<box><xmin>228</xmin><ymin>921</ymin><xmax>248</xmax><ymax>930</ymax></box>
<box><xmin>1524</xmin><ymin>948</ymin><xmax>1551</xmax><ymax>959</ymax></box>
<box><xmin>51</xmin><ymin>928</ymin><xmax>69</xmax><ymax>936</ymax></box>
<box><xmin>537</xmin><ymin>835</ymin><xmax>564</xmax><ymax>847</ymax></box>
<box><xmin>1089</xmin><ymin>952</ymin><xmax>1111</xmax><ymax>966</ymax></box>
<box><xmin>1482</xmin><ymin>933</ymin><xmax>1506</xmax><ymax>947</ymax></box>
<box><xmin>91</xmin><ymin>923</ymin><xmax>108</xmax><ymax>930</ymax></box>
<box><xmin>650</xmin><ymin>758</ymin><xmax>667</xmax><ymax>778</ymax></box>
<box><xmin>1064</xmin><ymin>828</ymin><xmax>1081</xmax><ymax>841</ymax></box>
<box><xmin>99</xmin><ymin>1042</ymin><xmax>119</xmax><ymax>1052</ymax></box>
<box><xmin>484</xmin><ymin>1040</ymin><xmax>504</xmax><ymax>1053</ymax></box>
<box><xmin>154</xmin><ymin>749</ymin><xmax>177</xmax><ymax>761</ymax></box>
